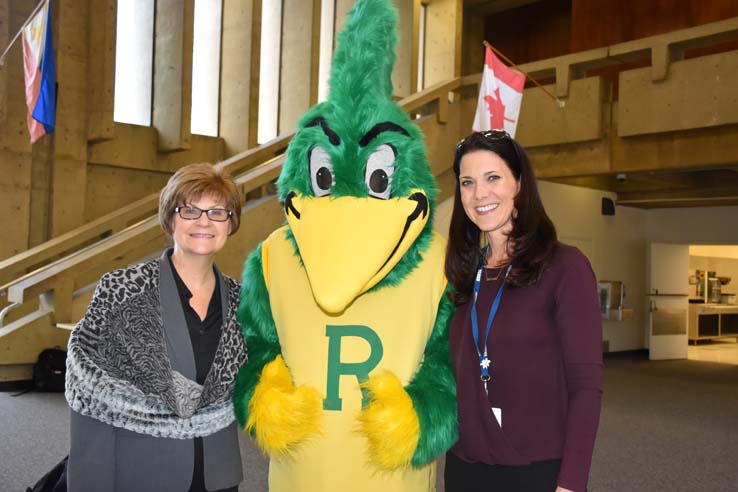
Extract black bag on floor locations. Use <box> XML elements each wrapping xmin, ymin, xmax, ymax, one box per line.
<box><xmin>33</xmin><ymin>348</ymin><xmax>67</xmax><ymax>392</ymax></box>
<box><xmin>26</xmin><ymin>455</ymin><xmax>68</xmax><ymax>492</ymax></box>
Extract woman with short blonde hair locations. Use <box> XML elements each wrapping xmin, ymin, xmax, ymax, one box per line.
<box><xmin>67</xmin><ymin>162</ymin><xmax>247</xmax><ymax>492</ymax></box>
<box><xmin>159</xmin><ymin>162</ymin><xmax>242</xmax><ymax>237</ymax></box>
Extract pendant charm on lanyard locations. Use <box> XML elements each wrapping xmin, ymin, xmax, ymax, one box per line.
<box><xmin>471</xmin><ymin>263</ymin><xmax>511</xmax><ymax>394</ymax></box>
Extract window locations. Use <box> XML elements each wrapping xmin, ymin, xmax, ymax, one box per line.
<box><xmin>113</xmin><ymin>0</ymin><xmax>154</xmax><ymax>126</ymax></box>
<box><xmin>417</xmin><ymin>3</ymin><xmax>426</xmax><ymax>92</ymax></box>
<box><xmin>191</xmin><ymin>0</ymin><xmax>223</xmax><ymax>136</ymax></box>
<box><xmin>317</xmin><ymin>0</ymin><xmax>335</xmax><ymax>102</ymax></box>
<box><xmin>257</xmin><ymin>0</ymin><xmax>283</xmax><ymax>144</ymax></box>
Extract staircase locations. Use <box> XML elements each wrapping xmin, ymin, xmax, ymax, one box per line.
<box><xmin>0</xmin><ymin>77</ymin><xmax>475</xmax><ymax>371</ymax></box>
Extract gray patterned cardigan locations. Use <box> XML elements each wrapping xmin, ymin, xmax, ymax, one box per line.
<box><xmin>65</xmin><ymin>252</ymin><xmax>248</xmax><ymax>439</ymax></box>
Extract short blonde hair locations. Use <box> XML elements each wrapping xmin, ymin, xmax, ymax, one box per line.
<box><xmin>159</xmin><ymin>163</ymin><xmax>242</xmax><ymax>236</ymax></box>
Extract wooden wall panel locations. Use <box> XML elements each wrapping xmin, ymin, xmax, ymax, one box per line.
<box><xmin>483</xmin><ymin>0</ymin><xmax>571</xmax><ymax>65</ymax></box>
<box><xmin>570</xmin><ymin>0</ymin><xmax>738</xmax><ymax>52</ymax></box>
<box><xmin>482</xmin><ymin>0</ymin><xmax>738</xmax><ymax>67</ymax></box>
<box><xmin>461</xmin><ymin>7</ymin><xmax>485</xmax><ymax>76</ymax></box>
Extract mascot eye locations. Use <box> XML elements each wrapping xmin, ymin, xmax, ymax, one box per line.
<box><xmin>309</xmin><ymin>146</ymin><xmax>334</xmax><ymax>197</ymax></box>
<box><xmin>364</xmin><ymin>144</ymin><xmax>395</xmax><ymax>200</ymax></box>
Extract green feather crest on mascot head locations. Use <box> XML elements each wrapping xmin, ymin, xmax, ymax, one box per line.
<box><xmin>277</xmin><ymin>0</ymin><xmax>438</xmax><ymax>313</ymax></box>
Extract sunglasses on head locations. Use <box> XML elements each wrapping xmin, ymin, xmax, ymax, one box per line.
<box><xmin>455</xmin><ymin>129</ymin><xmax>512</xmax><ymax>151</ymax></box>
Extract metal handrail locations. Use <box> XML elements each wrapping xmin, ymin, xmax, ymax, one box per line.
<box><xmin>0</xmin><ymin>302</ymin><xmax>19</xmax><ymax>327</ymax></box>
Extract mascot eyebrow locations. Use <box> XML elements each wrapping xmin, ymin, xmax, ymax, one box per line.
<box><xmin>359</xmin><ymin>122</ymin><xmax>410</xmax><ymax>147</ymax></box>
<box><xmin>305</xmin><ymin>117</ymin><xmax>410</xmax><ymax>148</ymax></box>
<box><xmin>305</xmin><ymin>117</ymin><xmax>341</xmax><ymax>145</ymax></box>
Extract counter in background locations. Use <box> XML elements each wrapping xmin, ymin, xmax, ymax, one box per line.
<box><xmin>688</xmin><ymin>304</ymin><xmax>738</xmax><ymax>343</ymax></box>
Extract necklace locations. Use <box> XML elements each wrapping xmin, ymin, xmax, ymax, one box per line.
<box><xmin>481</xmin><ymin>244</ymin><xmax>510</xmax><ymax>282</ymax></box>
<box><xmin>485</xmin><ymin>265</ymin><xmax>509</xmax><ymax>281</ymax></box>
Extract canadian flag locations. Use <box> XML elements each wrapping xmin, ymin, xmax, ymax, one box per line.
<box><xmin>472</xmin><ymin>45</ymin><xmax>525</xmax><ymax>137</ymax></box>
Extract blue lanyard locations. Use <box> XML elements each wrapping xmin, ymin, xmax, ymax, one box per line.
<box><xmin>471</xmin><ymin>263</ymin><xmax>511</xmax><ymax>384</ymax></box>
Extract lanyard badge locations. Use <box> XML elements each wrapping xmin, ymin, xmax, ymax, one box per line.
<box><xmin>471</xmin><ymin>263</ymin><xmax>511</xmax><ymax>393</ymax></box>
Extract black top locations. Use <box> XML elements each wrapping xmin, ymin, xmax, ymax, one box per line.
<box><xmin>170</xmin><ymin>257</ymin><xmax>223</xmax><ymax>385</ymax></box>
<box><xmin>169</xmin><ymin>254</ymin><xmax>236</xmax><ymax>492</ymax></box>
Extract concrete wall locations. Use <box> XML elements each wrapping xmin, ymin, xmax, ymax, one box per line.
<box><xmin>219</xmin><ymin>0</ymin><xmax>260</xmax><ymax>155</ymax></box>
<box><xmin>152</xmin><ymin>0</ymin><xmax>193</xmax><ymax>151</ymax></box>
<box><xmin>279</xmin><ymin>0</ymin><xmax>318</xmax><ymax>134</ymax></box>
<box><xmin>517</xmin><ymin>77</ymin><xmax>607</xmax><ymax>148</ymax></box>
<box><xmin>84</xmin><ymin>165</ymin><xmax>170</xmax><ymax>220</ymax></box>
<box><xmin>645</xmin><ymin>206</ymin><xmax>738</xmax><ymax>245</ymax></box>
<box><xmin>423</xmin><ymin>0</ymin><xmax>462</xmax><ymax>87</ymax></box>
<box><xmin>619</xmin><ymin>50</ymin><xmax>738</xmax><ymax>136</ymax></box>
<box><xmin>1</xmin><ymin>2</ymin><xmax>43</xmax><ymax>259</ymax></box>
<box><xmin>391</xmin><ymin>0</ymin><xmax>413</xmax><ymax>97</ymax></box>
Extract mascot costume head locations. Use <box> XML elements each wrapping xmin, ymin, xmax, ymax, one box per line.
<box><xmin>234</xmin><ymin>0</ymin><xmax>457</xmax><ymax>490</ymax></box>
<box><xmin>277</xmin><ymin>0</ymin><xmax>437</xmax><ymax>314</ymax></box>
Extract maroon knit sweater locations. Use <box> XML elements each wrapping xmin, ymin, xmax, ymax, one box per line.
<box><xmin>449</xmin><ymin>244</ymin><xmax>603</xmax><ymax>492</ymax></box>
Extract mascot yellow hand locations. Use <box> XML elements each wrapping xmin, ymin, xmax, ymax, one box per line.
<box><xmin>246</xmin><ymin>355</ymin><xmax>323</xmax><ymax>455</ymax></box>
<box><xmin>358</xmin><ymin>371</ymin><xmax>420</xmax><ymax>469</ymax></box>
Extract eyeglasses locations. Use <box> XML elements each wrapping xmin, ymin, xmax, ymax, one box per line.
<box><xmin>455</xmin><ymin>129</ymin><xmax>511</xmax><ymax>151</ymax></box>
<box><xmin>174</xmin><ymin>205</ymin><xmax>232</xmax><ymax>222</ymax></box>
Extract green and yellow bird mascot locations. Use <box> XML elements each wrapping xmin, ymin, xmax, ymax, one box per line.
<box><xmin>233</xmin><ymin>0</ymin><xmax>457</xmax><ymax>490</ymax></box>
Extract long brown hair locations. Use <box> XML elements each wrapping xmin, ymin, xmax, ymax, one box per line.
<box><xmin>444</xmin><ymin>131</ymin><xmax>557</xmax><ymax>305</ymax></box>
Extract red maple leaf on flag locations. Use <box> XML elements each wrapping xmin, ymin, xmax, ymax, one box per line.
<box><xmin>483</xmin><ymin>88</ymin><xmax>517</xmax><ymax>130</ymax></box>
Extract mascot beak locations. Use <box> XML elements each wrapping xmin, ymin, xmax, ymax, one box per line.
<box><xmin>284</xmin><ymin>190</ymin><xmax>429</xmax><ymax>314</ymax></box>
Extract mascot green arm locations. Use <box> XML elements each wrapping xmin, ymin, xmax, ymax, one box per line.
<box><xmin>406</xmin><ymin>287</ymin><xmax>458</xmax><ymax>467</ymax></box>
<box><xmin>233</xmin><ymin>243</ymin><xmax>323</xmax><ymax>455</ymax></box>
<box><xmin>358</xmin><ymin>286</ymin><xmax>458</xmax><ymax>469</ymax></box>
<box><xmin>233</xmin><ymin>243</ymin><xmax>281</xmax><ymax>429</ymax></box>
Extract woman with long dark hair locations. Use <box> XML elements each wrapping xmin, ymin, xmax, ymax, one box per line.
<box><xmin>444</xmin><ymin>131</ymin><xmax>602</xmax><ymax>492</ymax></box>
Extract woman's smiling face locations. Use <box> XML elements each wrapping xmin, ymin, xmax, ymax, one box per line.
<box><xmin>458</xmin><ymin>149</ymin><xmax>520</xmax><ymax>239</ymax></box>
<box><xmin>171</xmin><ymin>194</ymin><xmax>231</xmax><ymax>259</ymax></box>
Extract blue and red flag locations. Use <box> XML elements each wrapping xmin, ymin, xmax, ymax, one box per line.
<box><xmin>22</xmin><ymin>0</ymin><xmax>56</xmax><ymax>143</ymax></box>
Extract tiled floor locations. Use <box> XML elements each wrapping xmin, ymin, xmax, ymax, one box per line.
<box><xmin>688</xmin><ymin>338</ymin><xmax>738</xmax><ymax>365</ymax></box>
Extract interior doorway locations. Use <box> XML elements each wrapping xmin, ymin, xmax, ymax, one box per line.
<box><xmin>687</xmin><ymin>244</ymin><xmax>738</xmax><ymax>366</ymax></box>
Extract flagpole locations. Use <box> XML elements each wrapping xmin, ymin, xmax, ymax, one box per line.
<box><xmin>483</xmin><ymin>41</ymin><xmax>565</xmax><ymax>108</ymax></box>
<box><xmin>0</xmin><ymin>0</ymin><xmax>48</xmax><ymax>67</ymax></box>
